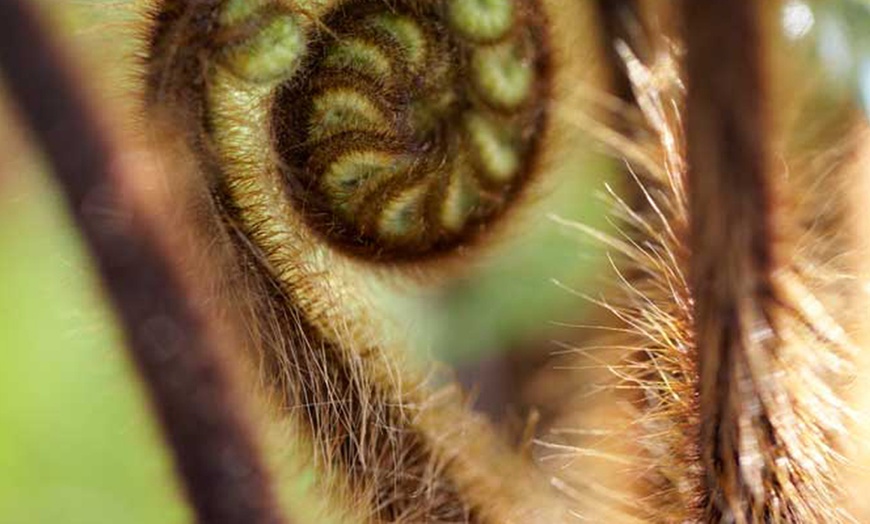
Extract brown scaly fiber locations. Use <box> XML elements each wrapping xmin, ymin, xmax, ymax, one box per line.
<box><xmin>686</xmin><ymin>2</ymin><xmax>854</xmax><ymax>520</ymax></box>
<box><xmin>541</xmin><ymin>2</ymin><xmax>862</xmax><ymax>522</ymax></box>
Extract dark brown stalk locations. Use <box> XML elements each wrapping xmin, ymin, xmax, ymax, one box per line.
<box><xmin>0</xmin><ymin>2</ymin><xmax>289</xmax><ymax>523</ymax></box>
<box><xmin>683</xmin><ymin>0</ymin><xmax>783</xmax><ymax>521</ymax></box>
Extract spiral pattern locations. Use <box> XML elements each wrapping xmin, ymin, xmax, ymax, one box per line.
<box><xmin>214</xmin><ymin>0</ymin><xmax>549</xmax><ymax>260</ymax></box>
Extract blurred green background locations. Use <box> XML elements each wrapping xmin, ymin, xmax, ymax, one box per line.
<box><xmin>0</xmin><ymin>2</ymin><xmax>190</xmax><ymax>523</ymax></box>
<box><xmin>1</xmin><ymin>1</ymin><xmax>868</xmax><ymax>523</ymax></box>
<box><xmin>0</xmin><ymin>171</ymin><xmax>190</xmax><ymax>523</ymax></box>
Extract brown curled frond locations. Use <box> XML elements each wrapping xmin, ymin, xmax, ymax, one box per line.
<box><xmin>146</xmin><ymin>0</ymin><xmax>552</xmax><ymax>264</ymax></box>
<box><xmin>142</xmin><ymin>0</ymin><xmax>573</xmax><ymax>521</ymax></box>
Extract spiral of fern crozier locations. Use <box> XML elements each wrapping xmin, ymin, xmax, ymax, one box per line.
<box><xmin>199</xmin><ymin>0</ymin><xmax>551</xmax><ymax>261</ymax></box>
<box><xmin>144</xmin><ymin>2</ymin><xmax>576</xmax><ymax>521</ymax></box>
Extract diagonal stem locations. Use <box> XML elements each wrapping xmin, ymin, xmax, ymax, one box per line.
<box><xmin>0</xmin><ymin>1</ymin><xmax>290</xmax><ymax>523</ymax></box>
<box><xmin>683</xmin><ymin>0</ymin><xmax>780</xmax><ymax>521</ymax></box>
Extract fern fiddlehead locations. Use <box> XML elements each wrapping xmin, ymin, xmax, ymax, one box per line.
<box><xmin>150</xmin><ymin>0</ymin><xmax>550</xmax><ymax>261</ymax></box>
<box><xmin>143</xmin><ymin>0</ymin><xmax>583</xmax><ymax>521</ymax></box>
<box><xmin>269</xmin><ymin>1</ymin><xmax>549</xmax><ymax>259</ymax></box>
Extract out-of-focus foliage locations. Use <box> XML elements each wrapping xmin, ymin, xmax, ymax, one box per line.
<box><xmin>0</xmin><ymin>173</ymin><xmax>189</xmax><ymax>523</ymax></box>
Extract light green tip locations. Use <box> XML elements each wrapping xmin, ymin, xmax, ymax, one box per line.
<box><xmin>221</xmin><ymin>14</ymin><xmax>307</xmax><ymax>84</ymax></box>
<box><xmin>369</xmin><ymin>14</ymin><xmax>428</xmax><ymax>70</ymax></box>
<box><xmin>466</xmin><ymin>113</ymin><xmax>519</xmax><ymax>183</ymax></box>
<box><xmin>378</xmin><ymin>185</ymin><xmax>427</xmax><ymax>240</ymax></box>
<box><xmin>473</xmin><ymin>41</ymin><xmax>534</xmax><ymax>108</ymax></box>
<box><xmin>322</xmin><ymin>150</ymin><xmax>399</xmax><ymax>215</ymax></box>
<box><xmin>309</xmin><ymin>89</ymin><xmax>388</xmax><ymax>142</ymax></box>
<box><xmin>448</xmin><ymin>0</ymin><xmax>514</xmax><ymax>42</ymax></box>
<box><xmin>322</xmin><ymin>39</ymin><xmax>394</xmax><ymax>79</ymax></box>
<box><xmin>441</xmin><ymin>160</ymin><xmax>480</xmax><ymax>231</ymax></box>
<box><xmin>220</xmin><ymin>0</ymin><xmax>270</xmax><ymax>26</ymax></box>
